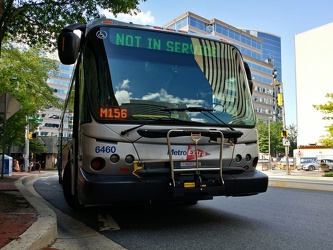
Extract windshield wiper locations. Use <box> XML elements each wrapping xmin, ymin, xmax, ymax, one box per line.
<box><xmin>161</xmin><ymin>107</ymin><xmax>235</xmax><ymax>131</ymax></box>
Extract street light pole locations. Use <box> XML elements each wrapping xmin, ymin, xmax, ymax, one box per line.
<box><xmin>1</xmin><ymin>93</ymin><xmax>8</xmax><ymax>179</ymax></box>
<box><xmin>268</xmin><ymin>117</ymin><xmax>272</xmax><ymax>170</ymax></box>
<box><xmin>279</xmin><ymin>83</ymin><xmax>291</xmax><ymax>175</ymax></box>
<box><xmin>24</xmin><ymin>116</ymin><xmax>29</xmax><ymax>172</ymax></box>
<box><xmin>272</xmin><ymin>79</ymin><xmax>290</xmax><ymax>175</ymax></box>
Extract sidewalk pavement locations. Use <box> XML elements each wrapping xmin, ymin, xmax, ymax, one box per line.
<box><xmin>0</xmin><ymin>169</ymin><xmax>332</xmax><ymax>250</ymax></box>
<box><xmin>0</xmin><ymin>170</ymin><xmax>57</xmax><ymax>250</ymax></box>
<box><xmin>260</xmin><ymin>168</ymin><xmax>333</xmax><ymax>191</ymax></box>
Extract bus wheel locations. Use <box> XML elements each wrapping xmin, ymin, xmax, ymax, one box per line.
<box><xmin>63</xmin><ymin>163</ymin><xmax>80</xmax><ymax>208</ymax></box>
<box><xmin>184</xmin><ymin>200</ymin><xmax>198</xmax><ymax>205</ymax></box>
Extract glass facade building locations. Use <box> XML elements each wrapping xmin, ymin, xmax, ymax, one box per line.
<box><xmin>243</xmin><ymin>30</ymin><xmax>282</xmax><ymax>122</ymax></box>
<box><xmin>37</xmin><ymin>62</ymin><xmax>73</xmax><ymax>137</ymax></box>
<box><xmin>164</xmin><ymin>12</ymin><xmax>282</xmax><ymax>122</ymax></box>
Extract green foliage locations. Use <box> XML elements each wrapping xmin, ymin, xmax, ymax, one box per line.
<box><xmin>313</xmin><ymin>93</ymin><xmax>333</xmax><ymax>146</ymax></box>
<box><xmin>257</xmin><ymin>119</ymin><xmax>269</xmax><ymax>153</ymax></box>
<box><xmin>0</xmin><ymin>0</ymin><xmax>146</xmax><ymax>53</ymax></box>
<box><xmin>257</xmin><ymin>118</ymin><xmax>297</xmax><ymax>157</ymax></box>
<box><xmin>287</xmin><ymin>123</ymin><xmax>297</xmax><ymax>153</ymax></box>
<box><xmin>0</xmin><ymin>0</ymin><xmax>146</xmax><ymax>154</ymax></box>
<box><xmin>0</xmin><ymin>45</ymin><xmax>61</xmax><ymax>152</ymax></box>
<box><xmin>313</xmin><ymin>93</ymin><xmax>333</xmax><ymax>119</ymax></box>
<box><xmin>29</xmin><ymin>139</ymin><xmax>47</xmax><ymax>154</ymax></box>
<box><xmin>323</xmin><ymin>172</ymin><xmax>333</xmax><ymax>177</ymax></box>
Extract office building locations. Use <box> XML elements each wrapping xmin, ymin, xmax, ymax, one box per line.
<box><xmin>37</xmin><ymin>62</ymin><xmax>73</xmax><ymax>138</ymax></box>
<box><xmin>295</xmin><ymin>22</ymin><xmax>333</xmax><ymax>146</ymax></box>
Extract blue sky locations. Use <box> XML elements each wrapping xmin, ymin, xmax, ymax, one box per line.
<box><xmin>107</xmin><ymin>0</ymin><xmax>333</xmax><ymax>126</ymax></box>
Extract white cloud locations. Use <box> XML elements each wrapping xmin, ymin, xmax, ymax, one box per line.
<box><xmin>103</xmin><ymin>10</ymin><xmax>155</xmax><ymax>25</ymax></box>
<box><xmin>120</xmin><ymin>79</ymin><xmax>130</xmax><ymax>89</ymax></box>
<box><xmin>115</xmin><ymin>90</ymin><xmax>132</xmax><ymax>104</ymax></box>
<box><xmin>142</xmin><ymin>89</ymin><xmax>205</xmax><ymax>106</ymax></box>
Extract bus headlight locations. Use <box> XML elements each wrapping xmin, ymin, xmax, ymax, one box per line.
<box><xmin>235</xmin><ymin>154</ymin><xmax>242</xmax><ymax>162</ymax></box>
<box><xmin>91</xmin><ymin>157</ymin><xmax>106</xmax><ymax>171</ymax></box>
<box><xmin>110</xmin><ymin>154</ymin><xmax>120</xmax><ymax>163</ymax></box>
<box><xmin>125</xmin><ymin>154</ymin><xmax>135</xmax><ymax>164</ymax></box>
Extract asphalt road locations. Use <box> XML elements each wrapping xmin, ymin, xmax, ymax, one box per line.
<box><xmin>34</xmin><ymin>176</ymin><xmax>333</xmax><ymax>250</ymax></box>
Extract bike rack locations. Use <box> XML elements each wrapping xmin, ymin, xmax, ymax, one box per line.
<box><xmin>166</xmin><ymin>129</ymin><xmax>224</xmax><ymax>188</ymax></box>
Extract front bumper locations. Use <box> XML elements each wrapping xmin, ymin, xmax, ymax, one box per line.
<box><xmin>77</xmin><ymin>168</ymin><xmax>268</xmax><ymax>205</ymax></box>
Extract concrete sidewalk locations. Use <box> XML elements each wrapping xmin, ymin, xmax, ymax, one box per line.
<box><xmin>260</xmin><ymin>168</ymin><xmax>333</xmax><ymax>191</ymax></box>
<box><xmin>0</xmin><ymin>171</ymin><xmax>57</xmax><ymax>250</ymax></box>
<box><xmin>0</xmin><ymin>169</ymin><xmax>332</xmax><ymax>249</ymax></box>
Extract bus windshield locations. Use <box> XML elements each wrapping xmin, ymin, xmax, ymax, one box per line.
<box><xmin>84</xmin><ymin>26</ymin><xmax>255</xmax><ymax>126</ymax></box>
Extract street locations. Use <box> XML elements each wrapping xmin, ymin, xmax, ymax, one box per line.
<box><xmin>34</xmin><ymin>175</ymin><xmax>333</xmax><ymax>250</ymax></box>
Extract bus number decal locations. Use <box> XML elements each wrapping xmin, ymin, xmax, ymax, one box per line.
<box><xmin>100</xmin><ymin>107</ymin><xmax>127</xmax><ymax>119</ymax></box>
<box><xmin>95</xmin><ymin>146</ymin><xmax>116</xmax><ymax>153</ymax></box>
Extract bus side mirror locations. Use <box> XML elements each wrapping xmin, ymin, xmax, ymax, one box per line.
<box><xmin>244</xmin><ymin>62</ymin><xmax>253</xmax><ymax>95</ymax></box>
<box><xmin>58</xmin><ymin>31</ymin><xmax>81</xmax><ymax>65</ymax></box>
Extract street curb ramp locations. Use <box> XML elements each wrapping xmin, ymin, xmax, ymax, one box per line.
<box><xmin>2</xmin><ymin>174</ymin><xmax>57</xmax><ymax>250</ymax></box>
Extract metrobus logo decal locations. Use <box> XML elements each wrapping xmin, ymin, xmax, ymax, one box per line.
<box><xmin>168</xmin><ymin>146</ymin><xmax>210</xmax><ymax>160</ymax></box>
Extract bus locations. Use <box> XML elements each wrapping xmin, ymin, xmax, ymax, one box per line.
<box><xmin>57</xmin><ymin>18</ymin><xmax>268</xmax><ymax>208</ymax></box>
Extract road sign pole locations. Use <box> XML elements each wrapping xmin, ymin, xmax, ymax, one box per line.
<box><xmin>271</xmin><ymin>72</ymin><xmax>290</xmax><ymax>175</ymax></box>
<box><xmin>24</xmin><ymin>116</ymin><xmax>29</xmax><ymax>172</ymax></box>
<box><xmin>1</xmin><ymin>93</ymin><xmax>7</xmax><ymax>178</ymax></box>
<box><xmin>281</xmin><ymin>90</ymin><xmax>291</xmax><ymax>175</ymax></box>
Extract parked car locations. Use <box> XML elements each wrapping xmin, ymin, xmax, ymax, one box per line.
<box><xmin>302</xmin><ymin>159</ymin><xmax>333</xmax><ymax>171</ymax></box>
<box><xmin>300</xmin><ymin>157</ymin><xmax>317</xmax><ymax>165</ymax></box>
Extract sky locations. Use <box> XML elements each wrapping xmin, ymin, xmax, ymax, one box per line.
<box><xmin>106</xmin><ymin>0</ymin><xmax>333</xmax><ymax>126</ymax></box>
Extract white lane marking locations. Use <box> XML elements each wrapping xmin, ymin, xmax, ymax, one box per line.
<box><xmin>98</xmin><ymin>213</ymin><xmax>120</xmax><ymax>231</ymax></box>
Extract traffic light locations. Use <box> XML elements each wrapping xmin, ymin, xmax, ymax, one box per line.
<box><xmin>281</xmin><ymin>130</ymin><xmax>289</xmax><ymax>137</ymax></box>
<box><xmin>272</xmin><ymin>69</ymin><xmax>278</xmax><ymax>80</ymax></box>
<box><xmin>29</xmin><ymin>133</ymin><xmax>37</xmax><ymax>139</ymax></box>
<box><xmin>277</xmin><ymin>93</ymin><xmax>283</xmax><ymax>106</ymax></box>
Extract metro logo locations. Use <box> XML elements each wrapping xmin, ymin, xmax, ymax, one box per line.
<box><xmin>186</xmin><ymin>145</ymin><xmax>210</xmax><ymax>160</ymax></box>
<box><xmin>168</xmin><ymin>146</ymin><xmax>210</xmax><ymax>160</ymax></box>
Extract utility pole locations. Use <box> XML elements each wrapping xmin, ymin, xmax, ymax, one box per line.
<box><xmin>24</xmin><ymin>116</ymin><xmax>29</xmax><ymax>172</ymax></box>
<box><xmin>271</xmin><ymin>69</ymin><xmax>290</xmax><ymax>175</ymax></box>
<box><xmin>268</xmin><ymin>117</ymin><xmax>272</xmax><ymax>169</ymax></box>
<box><xmin>1</xmin><ymin>93</ymin><xmax>8</xmax><ymax>179</ymax></box>
<box><xmin>280</xmin><ymin>84</ymin><xmax>291</xmax><ymax>175</ymax></box>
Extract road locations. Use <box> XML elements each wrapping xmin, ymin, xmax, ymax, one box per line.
<box><xmin>34</xmin><ymin>175</ymin><xmax>333</xmax><ymax>250</ymax></box>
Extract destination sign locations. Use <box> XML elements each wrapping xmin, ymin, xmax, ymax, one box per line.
<box><xmin>99</xmin><ymin>107</ymin><xmax>128</xmax><ymax>119</ymax></box>
<box><xmin>109</xmin><ymin>28</ymin><xmax>220</xmax><ymax>57</ymax></box>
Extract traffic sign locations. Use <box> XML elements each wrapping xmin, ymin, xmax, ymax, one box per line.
<box><xmin>0</xmin><ymin>92</ymin><xmax>22</xmax><ymax>120</ymax></box>
<box><xmin>283</xmin><ymin>138</ymin><xmax>290</xmax><ymax>146</ymax></box>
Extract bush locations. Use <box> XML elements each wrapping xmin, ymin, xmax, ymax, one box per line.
<box><xmin>323</xmin><ymin>172</ymin><xmax>333</xmax><ymax>177</ymax></box>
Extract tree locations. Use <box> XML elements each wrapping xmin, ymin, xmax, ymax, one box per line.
<box><xmin>29</xmin><ymin>138</ymin><xmax>47</xmax><ymax>155</ymax></box>
<box><xmin>313</xmin><ymin>93</ymin><xmax>333</xmax><ymax>146</ymax></box>
<box><xmin>287</xmin><ymin>123</ymin><xmax>297</xmax><ymax>154</ymax></box>
<box><xmin>0</xmin><ymin>0</ymin><xmax>146</xmax><ymax>55</ymax></box>
<box><xmin>257</xmin><ymin>118</ymin><xmax>285</xmax><ymax>157</ymax></box>
<box><xmin>257</xmin><ymin>119</ymin><xmax>269</xmax><ymax>153</ymax></box>
<box><xmin>0</xmin><ymin>45</ymin><xmax>60</xmax><ymax>152</ymax></box>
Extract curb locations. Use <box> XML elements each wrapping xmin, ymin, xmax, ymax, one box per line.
<box><xmin>268</xmin><ymin>176</ymin><xmax>333</xmax><ymax>192</ymax></box>
<box><xmin>2</xmin><ymin>174</ymin><xmax>57</xmax><ymax>250</ymax></box>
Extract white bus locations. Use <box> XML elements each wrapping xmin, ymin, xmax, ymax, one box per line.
<box><xmin>57</xmin><ymin>18</ymin><xmax>268</xmax><ymax>208</ymax></box>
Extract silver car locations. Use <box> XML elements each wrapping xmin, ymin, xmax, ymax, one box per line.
<box><xmin>302</xmin><ymin>159</ymin><xmax>333</xmax><ymax>171</ymax></box>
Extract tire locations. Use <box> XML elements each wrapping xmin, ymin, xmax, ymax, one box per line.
<box><xmin>308</xmin><ymin>165</ymin><xmax>315</xmax><ymax>171</ymax></box>
<box><xmin>63</xmin><ymin>163</ymin><xmax>82</xmax><ymax>208</ymax></box>
<box><xmin>184</xmin><ymin>200</ymin><xmax>198</xmax><ymax>205</ymax></box>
